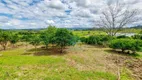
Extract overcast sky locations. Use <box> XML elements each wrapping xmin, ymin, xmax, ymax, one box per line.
<box><xmin>0</xmin><ymin>0</ymin><xmax>142</xmax><ymax>29</ymax></box>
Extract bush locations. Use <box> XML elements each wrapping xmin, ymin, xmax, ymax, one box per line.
<box><xmin>109</xmin><ymin>39</ymin><xmax>142</xmax><ymax>54</ymax></box>
<box><xmin>86</xmin><ymin>36</ymin><xmax>101</xmax><ymax>45</ymax></box>
<box><xmin>81</xmin><ymin>35</ymin><xmax>114</xmax><ymax>46</ymax></box>
<box><xmin>80</xmin><ymin>37</ymin><xmax>87</xmax><ymax>43</ymax></box>
<box><xmin>132</xmin><ymin>35</ymin><xmax>142</xmax><ymax>40</ymax></box>
<box><xmin>117</xmin><ymin>35</ymin><xmax>130</xmax><ymax>39</ymax></box>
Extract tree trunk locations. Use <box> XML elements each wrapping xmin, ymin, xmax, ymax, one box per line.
<box><xmin>122</xmin><ymin>49</ymin><xmax>125</xmax><ymax>53</ymax></box>
<box><xmin>45</xmin><ymin>45</ymin><xmax>48</xmax><ymax>50</ymax></box>
<box><xmin>2</xmin><ymin>43</ymin><xmax>7</xmax><ymax>50</ymax></box>
<box><xmin>3</xmin><ymin>45</ymin><xmax>6</xmax><ymax>50</ymax></box>
<box><xmin>26</xmin><ymin>42</ymin><xmax>28</xmax><ymax>51</ymax></box>
<box><xmin>35</xmin><ymin>45</ymin><xmax>37</xmax><ymax>54</ymax></box>
<box><xmin>60</xmin><ymin>47</ymin><xmax>63</xmax><ymax>53</ymax></box>
<box><xmin>12</xmin><ymin>44</ymin><xmax>15</xmax><ymax>48</ymax></box>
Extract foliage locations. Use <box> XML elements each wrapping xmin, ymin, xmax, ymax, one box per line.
<box><xmin>54</xmin><ymin>28</ymin><xmax>77</xmax><ymax>53</ymax></box>
<box><xmin>132</xmin><ymin>35</ymin><xmax>142</xmax><ymax>40</ymax></box>
<box><xmin>10</xmin><ymin>33</ymin><xmax>19</xmax><ymax>45</ymax></box>
<box><xmin>40</xmin><ymin>32</ymin><xmax>50</xmax><ymax>49</ymax></box>
<box><xmin>117</xmin><ymin>35</ymin><xmax>130</xmax><ymax>39</ymax></box>
<box><xmin>21</xmin><ymin>31</ymin><xmax>32</xmax><ymax>42</ymax></box>
<box><xmin>109</xmin><ymin>39</ymin><xmax>142</xmax><ymax>53</ymax></box>
<box><xmin>40</xmin><ymin>26</ymin><xmax>57</xmax><ymax>49</ymax></box>
<box><xmin>80</xmin><ymin>37</ymin><xmax>87</xmax><ymax>43</ymax></box>
<box><xmin>0</xmin><ymin>31</ymin><xmax>11</xmax><ymax>50</ymax></box>
<box><xmin>86</xmin><ymin>35</ymin><xmax>102</xmax><ymax>45</ymax></box>
<box><xmin>81</xmin><ymin>35</ymin><xmax>114</xmax><ymax>46</ymax></box>
<box><xmin>30</xmin><ymin>35</ymin><xmax>41</xmax><ymax>49</ymax></box>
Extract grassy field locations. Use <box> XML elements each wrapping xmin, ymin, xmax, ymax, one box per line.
<box><xmin>119</xmin><ymin>29</ymin><xmax>142</xmax><ymax>33</ymax></box>
<box><xmin>73</xmin><ymin>31</ymin><xmax>106</xmax><ymax>37</ymax></box>
<box><xmin>72</xmin><ymin>29</ymin><xmax>142</xmax><ymax>37</ymax></box>
<box><xmin>0</xmin><ymin>44</ymin><xmax>142</xmax><ymax>80</ymax></box>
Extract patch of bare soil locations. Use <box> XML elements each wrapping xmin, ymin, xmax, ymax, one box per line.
<box><xmin>33</xmin><ymin>47</ymin><xmax>67</xmax><ymax>56</ymax></box>
<box><xmin>106</xmin><ymin>54</ymin><xmax>142</xmax><ymax>80</ymax></box>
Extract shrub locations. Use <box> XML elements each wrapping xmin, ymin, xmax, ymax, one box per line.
<box><xmin>80</xmin><ymin>37</ymin><xmax>87</xmax><ymax>43</ymax></box>
<box><xmin>117</xmin><ymin>35</ymin><xmax>130</xmax><ymax>39</ymax></box>
<box><xmin>81</xmin><ymin>35</ymin><xmax>114</xmax><ymax>46</ymax></box>
<box><xmin>109</xmin><ymin>39</ymin><xmax>142</xmax><ymax>54</ymax></box>
<box><xmin>86</xmin><ymin>35</ymin><xmax>101</xmax><ymax>45</ymax></box>
<box><xmin>132</xmin><ymin>35</ymin><xmax>142</xmax><ymax>40</ymax></box>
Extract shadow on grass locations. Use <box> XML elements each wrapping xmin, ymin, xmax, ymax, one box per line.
<box><xmin>105</xmin><ymin>49</ymin><xmax>140</xmax><ymax>57</ymax></box>
<box><xmin>22</xmin><ymin>47</ymin><xmax>67</xmax><ymax>56</ymax></box>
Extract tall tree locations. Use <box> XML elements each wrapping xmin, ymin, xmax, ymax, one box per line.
<box><xmin>40</xmin><ymin>32</ymin><xmax>50</xmax><ymax>49</ymax></box>
<box><xmin>95</xmin><ymin>0</ymin><xmax>139</xmax><ymax>36</ymax></box>
<box><xmin>10</xmin><ymin>33</ymin><xmax>19</xmax><ymax>48</ymax></box>
<box><xmin>22</xmin><ymin>32</ymin><xmax>32</xmax><ymax>50</ymax></box>
<box><xmin>0</xmin><ymin>31</ymin><xmax>11</xmax><ymax>50</ymax></box>
<box><xmin>54</xmin><ymin>28</ymin><xmax>76</xmax><ymax>53</ymax></box>
<box><xmin>30</xmin><ymin>35</ymin><xmax>41</xmax><ymax>53</ymax></box>
<box><xmin>40</xmin><ymin>26</ymin><xmax>57</xmax><ymax>49</ymax></box>
<box><xmin>46</xmin><ymin>26</ymin><xmax>57</xmax><ymax>45</ymax></box>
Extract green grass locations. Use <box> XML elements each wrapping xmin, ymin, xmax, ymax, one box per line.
<box><xmin>1</xmin><ymin>44</ymin><xmax>141</xmax><ymax>80</ymax></box>
<box><xmin>72</xmin><ymin>29</ymin><xmax>142</xmax><ymax>37</ymax></box>
<box><xmin>0</xmin><ymin>45</ymin><xmax>118</xmax><ymax>80</ymax></box>
<box><xmin>121</xmin><ymin>68</ymin><xmax>134</xmax><ymax>80</ymax></box>
<box><xmin>73</xmin><ymin>31</ymin><xmax>106</xmax><ymax>37</ymax></box>
<box><xmin>0</xmin><ymin>47</ymin><xmax>25</xmax><ymax>56</ymax></box>
<box><xmin>0</xmin><ymin>56</ymin><xmax>64</xmax><ymax>65</ymax></box>
<box><xmin>120</xmin><ymin>29</ymin><xmax>142</xmax><ymax>33</ymax></box>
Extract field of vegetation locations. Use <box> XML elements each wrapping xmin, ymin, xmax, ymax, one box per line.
<box><xmin>0</xmin><ymin>0</ymin><xmax>142</xmax><ymax>79</ymax></box>
<box><xmin>0</xmin><ymin>27</ymin><xmax>142</xmax><ymax>80</ymax></box>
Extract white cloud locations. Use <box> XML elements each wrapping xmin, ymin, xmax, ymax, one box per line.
<box><xmin>45</xmin><ymin>0</ymin><xmax>65</xmax><ymax>10</ymax></box>
<box><xmin>71</xmin><ymin>9</ymin><xmax>94</xmax><ymax>18</ymax></box>
<box><xmin>46</xmin><ymin>20</ymin><xmax>55</xmax><ymax>24</ymax></box>
<box><xmin>0</xmin><ymin>0</ymin><xmax>141</xmax><ymax>29</ymax></box>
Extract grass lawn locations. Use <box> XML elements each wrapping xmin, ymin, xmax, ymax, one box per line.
<box><xmin>73</xmin><ymin>31</ymin><xmax>106</xmax><ymax>37</ymax></box>
<box><xmin>0</xmin><ymin>44</ymin><xmax>141</xmax><ymax>80</ymax></box>
<box><xmin>72</xmin><ymin>29</ymin><xmax>142</xmax><ymax>37</ymax></box>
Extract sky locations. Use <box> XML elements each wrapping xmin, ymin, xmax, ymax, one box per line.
<box><xmin>0</xmin><ymin>0</ymin><xmax>142</xmax><ymax>29</ymax></box>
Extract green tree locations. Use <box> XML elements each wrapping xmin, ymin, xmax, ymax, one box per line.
<box><xmin>22</xmin><ymin>32</ymin><xmax>32</xmax><ymax>50</ymax></box>
<box><xmin>30</xmin><ymin>35</ymin><xmax>41</xmax><ymax>53</ymax></box>
<box><xmin>0</xmin><ymin>31</ymin><xmax>11</xmax><ymax>50</ymax></box>
<box><xmin>10</xmin><ymin>33</ymin><xmax>19</xmax><ymax>47</ymax></box>
<box><xmin>54</xmin><ymin>28</ymin><xmax>76</xmax><ymax>53</ymax></box>
<box><xmin>40</xmin><ymin>26</ymin><xmax>57</xmax><ymax>49</ymax></box>
<box><xmin>46</xmin><ymin>26</ymin><xmax>57</xmax><ymax>45</ymax></box>
<box><xmin>40</xmin><ymin>32</ymin><xmax>50</xmax><ymax>49</ymax></box>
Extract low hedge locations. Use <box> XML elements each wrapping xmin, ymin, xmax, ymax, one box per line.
<box><xmin>80</xmin><ymin>35</ymin><xmax>115</xmax><ymax>46</ymax></box>
<box><xmin>109</xmin><ymin>39</ymin><xmax>142</xmax><ymax>54</ymax></box>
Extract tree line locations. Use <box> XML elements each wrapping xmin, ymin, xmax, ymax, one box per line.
<box><xmin>0</xmin><ymin>26</ymin><xmax>142</xmax><ymax>54</ymax></box>
<box><xmin>0</xmin><ymin>26</ymin><xmax>78</xmax><ymax>53</ymax></box>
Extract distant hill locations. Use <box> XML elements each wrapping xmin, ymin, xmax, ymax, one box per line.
<box><xmin>130</xmin><ymin>25</ymin><xmax>142</xmax><ymax>29</ymax></box>
<box><xmin>1</xmin><ymin>27</ymin><xmax>94</xmax><ymax>31</ymax></box>
<box><xmin>67</xmin><ymin>27</ymin><xmax>93</xmax><ymax>30</ymax></box>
